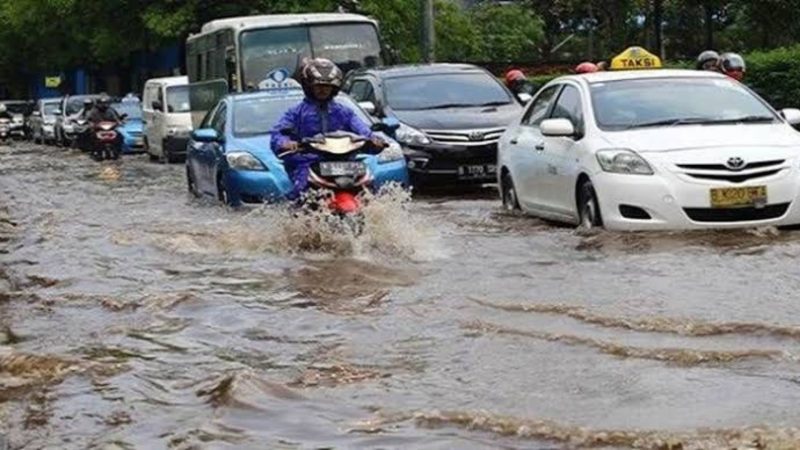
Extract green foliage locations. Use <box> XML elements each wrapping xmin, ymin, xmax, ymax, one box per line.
<box><xmin>471</xmin><ymin>3</ymin><xmax>543</xmax><ymax>62</ymax></box>
<box><xmin>745</xmin><ymin>45</ymin><xmax>800</xmax><ymax>109</ymax></box>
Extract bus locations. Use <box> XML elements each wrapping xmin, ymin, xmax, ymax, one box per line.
<box><xmin>186</xmin><ymin>13</ymin><xmax>385</xmax><ymax>125</ymax></box>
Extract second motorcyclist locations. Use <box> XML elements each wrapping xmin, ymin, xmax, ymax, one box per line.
<box><xmin>86</xmin><ymin>94</ymin><xmax>123</xmax><ymax>152</ymax></box>
<box><xmin>270</xmin><ymin>58</ymin><xmax>385</xmax><ymax>201</ymax></box>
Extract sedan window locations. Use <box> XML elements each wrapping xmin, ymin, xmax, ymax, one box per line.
<box><xmin>521</xmin><ymin>85</ymin><xmax>560</xmax><ymax>127</ymax></box>
<box><xmin>549</xmin><ymin>85</ymin><xmax>584</xmax><ymax>135</ymax></box>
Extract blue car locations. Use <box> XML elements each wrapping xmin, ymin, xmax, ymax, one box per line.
<box><xmin>111</xmin><ymin>101</ymin><xmax>144</xmax><ymax>154</ymax></box>
<box><xmin>185</xmin><ymin>87</ymin><xmax>408</xmax><ymax>206</ymax></box>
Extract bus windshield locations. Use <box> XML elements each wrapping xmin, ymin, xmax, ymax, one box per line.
<box><xmin>240</xmin><ymin>23</ymin><xmax>382</xmax><ymax>88</ymax></box>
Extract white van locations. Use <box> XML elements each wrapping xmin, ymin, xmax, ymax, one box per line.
<box><xmin>142</xmin><ymin>76</ymin><xmax>193</xmax><ymax>163</ymax></box>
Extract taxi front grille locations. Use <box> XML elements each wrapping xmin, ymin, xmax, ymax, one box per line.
<box><xmin>685</xmin><ymin>169</ymin><xmax>782</xmax><ymax>183</ymax></box>
<box><xmin>684</xmin><ymin>203</ymin><xmax>790</xmax><ymax>223</ymax></box>
<box><xmin>677</xmin><ymin>159</ymin><xmax>784</xmax><ymax>172</ymax></box>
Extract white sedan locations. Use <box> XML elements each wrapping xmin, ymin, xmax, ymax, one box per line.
<box><xmin>497</xmin><ymin>69</ymin><xmax>800</xmax><ymax>230</ymax></box>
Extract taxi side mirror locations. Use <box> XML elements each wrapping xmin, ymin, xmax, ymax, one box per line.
<box><xmin>517</xmin><ymin>93</ymin><xmax>533</xmax><ymax>104</ymax></box>
<box><xmin>358</xmin><ymin>101</ymin><xmax>377</xmax><ymax>116</ymax></box>
<box><xmin>541</xmin><ymin>118</ymin><xmax>576</xmax><ymax>137</ymax></box>
<box><xmin>192</xmin><ymin>128</ymin><xmax>221</xmax><ymax>143</ymax></box>
<box><xmin>781</xmin><ymin>108</ymin><xmax>800</xmax><ymax>125</ymax></box>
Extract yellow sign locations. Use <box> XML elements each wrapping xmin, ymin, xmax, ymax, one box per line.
<box><xmin>45</xmin><ymin>76</ymin><xmax>61</xmax><ymax>88</ymax></box>
<box><xmin>610</xmin><ymin>47</ymin><xmax>662</xmax><ymax>70</ymax></box>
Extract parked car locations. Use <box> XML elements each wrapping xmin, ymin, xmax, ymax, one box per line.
<box><xmin>0</xmin><ymin>100</ymin><xmax>31</xmax><ymax>139</ymax></box>
<box><xmin>142</xmin><ymin>76</ymin><xmax>192</xmax><ymax>163</ymax></box>
<box><xmin>497</xmin><ymin>69</ymin><xmax>800</xmax><ymax>230</ymax></box>
<box><xmin>185</xmin><ymin>84</ymin><xmax>407</xmax><ymax>206</ymax></box>
<box><xmin>54</xmin><ymin>95</ymin><xmax>100</xmax><ymax>147</ymax></box>
<box><xmin>30</xmin><ymin>97</ymin><xmax>62</xmax><ymax>145</ymax></box>
<box><xmin>343</xmin><ymin>64</ymin><xmax>523</xmax><ymax>188</ymax></box>
<box><xmin>111</xmin><ymin>100</ymin><xmax>145</xmax><ymax>153</ymax></box>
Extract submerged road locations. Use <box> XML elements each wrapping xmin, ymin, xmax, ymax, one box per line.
<box><xmin>2</xmin><ymin>143</ymin><xmax>800</xmax><ymax>449</ymax></box>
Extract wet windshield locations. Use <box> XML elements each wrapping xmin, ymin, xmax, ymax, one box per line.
<box><xmin>591</xmin><ymin>77</ymin><xmax>778</xmax><ymax>130</ymax></box>
<box><xmin>385</xmin><ymin>73</ymin><xmax>513</xmax><ymax>111</ymax></box>
<box><xmin>112</xmin><ymin>102</ymin><xmax>143</xmax><ymax>119</ymax></box>
<box><xmin>2</xmin><ymin>103</ymin><xmax>28</xmax><ymax>115</ymax></box>
<box><xmin>166</xmin><ymin>86</ymin><xmax>191</xmax><ymax>113</ymax></box>
<box><xmin>234</xmin><ymin>92</ymin><xmax>370</xmax><ymax>137</ymax></box>
<box><xmin>240</xmin><ymin>23</ymin><xmax>382</xmax><ymax>88</ymax></box>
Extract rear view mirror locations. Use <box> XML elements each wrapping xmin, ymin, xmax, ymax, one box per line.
<box><xmin>151</xmin><ymin>100</ymin><xmax>163</xmax><ymax>111</ymax></box>
<box><xmin>781</xmin><ymin>108</ymin><xmax>800</xmax><ymax>125</ymax></box>
<box><xmin>370</xmin><ymin>117</ymin><xmax>400</xmax><ymax>135</ymax></box>
<box><xmin>120</xmin><ymin>113</ymin><xmax>128</xmax><ymax>121</ymax></box>
<box><xmin>32</xmin><ymin>111</ymin><xmax>41</xmax><ymax>117</ymax></box>
<box><xmin>358</xmin><ymin>101</ymin><xmax>377</xmax><ymax>115</ymax></box>
<box><xmin>540</xmin><ymin>118</ymin><xmax>576</xmax><ymax>137</ymax></box>
<box><xmin>517</xmin><ymin>93</ymin><xmax>533</xmax><ymax>104</ymax></box>
<box><xmin>53</xmin><ymin>109</ymin><xmax>62</xmax><ymax>116</ymax></box>
<box><xmin>192</xmin><ymin>128</ymin><xmax>221</xmax><ymax>142</ymax></box>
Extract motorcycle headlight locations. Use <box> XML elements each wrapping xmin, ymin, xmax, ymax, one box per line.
<box><xmin>226</xmin><ymin>152</ymin><xmax>265</xmax><ymax>171</ymax></box>
<box><xmin>377</xmin><ymin>141</ymin><xmax>405</xmax><ymax>163</ymax></box>
<box><xmin>395</xmin><ymin>123</ymin><xmax>431</xmax><ymax>146</ymax></box>
<box><xmin>596</xmin><ymin>149</ymin><xmax>654</xmax><ymax>175</ymax></box>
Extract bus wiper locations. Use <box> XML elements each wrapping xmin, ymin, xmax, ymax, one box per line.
<box><xmin>627</xmin><ymin>117</ymin><xmax>713</xmax><ymax>129</ymax></box>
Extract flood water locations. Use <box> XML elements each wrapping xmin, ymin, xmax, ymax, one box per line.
<box><xmin>2</xmin><ymin>143</ymin><xmax>800</xmax><ymax>449</ymax></box>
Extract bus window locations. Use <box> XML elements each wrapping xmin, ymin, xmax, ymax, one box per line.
<box><xmin>240</xmin><ymin>27</ymin><xmax>312</xmax><ymax>88</ymax></box>
<box><xmin>310</xmin><ymin>24</ymin><xmax>382</xmax><ymax>73</ymax></box>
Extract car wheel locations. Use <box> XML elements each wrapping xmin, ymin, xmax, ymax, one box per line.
<box><xmin>501</xmin><ymin>172</ymin><xmax>520</xmax><ymax>211</ymax></box>
<box><xmin>577</xmin><ymin>179</ymin><xmax>603</xmax><ymax>229</ymax></box>
<box><xmin>186</xmin><ymin>166</ymin><xmax>199</xmax><ymax>197</ymax></box>
<box><xmin>217</xmin><ymin>174</ymin><xmax>230</xmax><ymax>205</ymax></box>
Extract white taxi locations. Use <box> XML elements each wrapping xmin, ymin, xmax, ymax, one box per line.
<box><xmin>497</xmin><ymin>69</ymin><xmax>800</xmax><ymax>230</ymax></box>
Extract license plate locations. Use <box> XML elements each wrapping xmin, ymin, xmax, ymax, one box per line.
<box><xmin>319</xmin><ymin>161</ymin><xmax>366</xmax><ymax>177</ymax></box>
<box><xmin>458</xmin><ymin>164</ymin><xmax>496</xmax><ymax>179</ymax></box>
<box><xmin>710</xmin><ymin>186</ymin><xmax>767</xmax><ymax>208</ymax></box>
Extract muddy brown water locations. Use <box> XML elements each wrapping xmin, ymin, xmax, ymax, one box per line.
<box><xmin>2</xmin><ymin>143</ymin><xmax>800</xmax><ymax>449</ymax></box>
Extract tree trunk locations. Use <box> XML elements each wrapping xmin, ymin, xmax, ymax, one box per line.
<box><xmin>704</xmin><ymin>3</ymin><xmax>714</xmax><ymax>49</ymax></box>
<box><xmin>653</xmin><ymin>0</ymin><xmax>663</xmax><ymax>58</ymax></box>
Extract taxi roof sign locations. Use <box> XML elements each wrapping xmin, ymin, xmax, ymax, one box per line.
<box><xmin>610</xmin><ymin>47</ymin><xmax>662</xmax><ymax>70</ymax></box>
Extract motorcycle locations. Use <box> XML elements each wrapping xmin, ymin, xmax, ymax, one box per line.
<box><xmin>0</xmin><ymin>118</ymin><xmax>11</xmax><ymax>145</ymax></box>
<box><xmin>91</xmin><ymin>121</ymin><xmax>121</xmax><ymax>161</ymax></box>
<box><xmin>280</xmin><ymin>131</ymin><xmax>380</xmax><ymax>216</ymax></box>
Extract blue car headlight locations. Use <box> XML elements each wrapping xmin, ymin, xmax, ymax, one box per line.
<box><xmin>377</xmin><ymin>141</ymin><xmax>405</xmax><ymax>163</ymax></box>
<box><xmin>226</xmin><ymin>152</ymin><xmax>266</xmax><ymax>171</ymax></box>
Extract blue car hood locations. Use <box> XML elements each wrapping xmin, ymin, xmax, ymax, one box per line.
<box><xmin>231</xmin><ymin>135</ymin><xmax>282</xmax><ymax>166</ymax></box>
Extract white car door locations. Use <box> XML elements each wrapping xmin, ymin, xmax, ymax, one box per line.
<box><xmin>539</xmin><ymin>83</ymin><xmax>585</xmax><ymax>218</ymax></box>
<box><xmin>143</xmin><ymin>84</ymin><xmax>157</xmax><ymax>154</ymax></box>
<box><xmin>508</xmin><ymin>85</ymin><xmax>561</xmax><ymax>211</ymax></box>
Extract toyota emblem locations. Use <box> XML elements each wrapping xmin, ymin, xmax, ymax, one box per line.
<box><xmin>725</xmin><ymin>157</ymin><xmax>746</xmax><ymax>171</ymax></box>
<box><xmin>468</xmin><ymin>131</ymin><xmax>485</xmax><ymax>142</ymax></box>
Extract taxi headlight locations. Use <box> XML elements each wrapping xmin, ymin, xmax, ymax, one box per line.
<box><xmin>226</xmin><ymin>152</ymin><xmax>265</xmax><ymax>171</ymax></box>
<box><xmin>377</xmin><ymin>141</ymin><xmax>404</xmax><ymax>163</ymax></box>
<box><xmin>395</xmin><ymin>123</ymin><xmax>431</xmax><ymax>146</ymax></box>
<box><xmin>596</xmin><ymin>149</ymin><xmax>653</xmax><ymax>175</ymax></box>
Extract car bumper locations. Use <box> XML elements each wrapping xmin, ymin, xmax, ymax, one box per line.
<box><xmin>122</xmin><ymin>135</ymin><xmax>145</xmax><ymax>153</ymax></box>
<box><xmin>594</xmin><ymin>169</ymin><xmax>800</xmax><ymax>231</ymax></box>
<box><xmin>404</xmin><ymin>142</ymin><xmax>497</xmax><ymax>187</ymax></box>
<box><xmin>371</xmin><ymin>159</ymin><xmax>409</xmax><ymax>188</ymax></box>
<box><xmin>164</xmin><ymin>136</ymin><xmax>189</xmax><ymax>157</ymax></box>
<box><xmin>224</xmin><ymin>169</ymin><xmax>290</xmax><ymax>204</ymax></box>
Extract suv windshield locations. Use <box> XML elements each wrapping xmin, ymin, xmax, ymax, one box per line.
<box><xmin>166</xmin><ymin>86</ymin><xmax>190</xmax><ymax>113</ymax></box>
<box><xmin>591</xmin><ymin>77</ymin><xmax>778</xmax><ymax>130</ymax></box>
<box><xmin>43</xmin><ymin>102</ymin><xmax>60</xmax><ymax>116</ymax></box>
<box><xmin>233</xmin><ymin>92</ymin><xmax>370</xmax><ymax>137</ymax></box>
<box><xmin>385</xmin><ymin>72</ymin><xmax>513</xmax><ymax>111</ymax></box>
<box><xmin>240</xmin><ymin>23</ymin><xmax>382</xmax><ymax>88</ymax></box>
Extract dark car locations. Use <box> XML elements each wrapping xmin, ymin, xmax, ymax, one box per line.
<box><xmin>343</xmin><ymin>64</ymin><xmax>523</xmax><ymax>187</ymax></box>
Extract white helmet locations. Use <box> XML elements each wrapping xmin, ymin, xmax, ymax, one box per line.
<box><xmin>0</xmin><ymin>104</ymin><xmax>7</xmax><ymax>114</ymax></box>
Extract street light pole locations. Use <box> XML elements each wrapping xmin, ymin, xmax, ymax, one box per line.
<box><xmin>422</xmin><ymin>0</ymin><xmax>435</xmax><ymax>63</ymax></box>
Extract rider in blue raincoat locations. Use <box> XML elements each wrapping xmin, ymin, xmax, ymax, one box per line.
<box><xmin>270</xmin><ymin>58</ymin><xmax>385</xmax><ymax>200</ymax></box>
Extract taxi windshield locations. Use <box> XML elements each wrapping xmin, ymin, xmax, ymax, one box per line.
<box><xmin>591</xmin><ymin>77</ymin><xmax>778</xmax><ymax>131</ymax></box>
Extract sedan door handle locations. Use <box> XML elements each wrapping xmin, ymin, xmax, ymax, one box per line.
<box><xmin>535</xmin><ymin>142</ymin><xmax>545</xmax><ymax>151</ymax></box>
<box><xmin>509</xmin><ymin>139</ymin><xmax>518</xmax><ymax>145</ymax></box>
